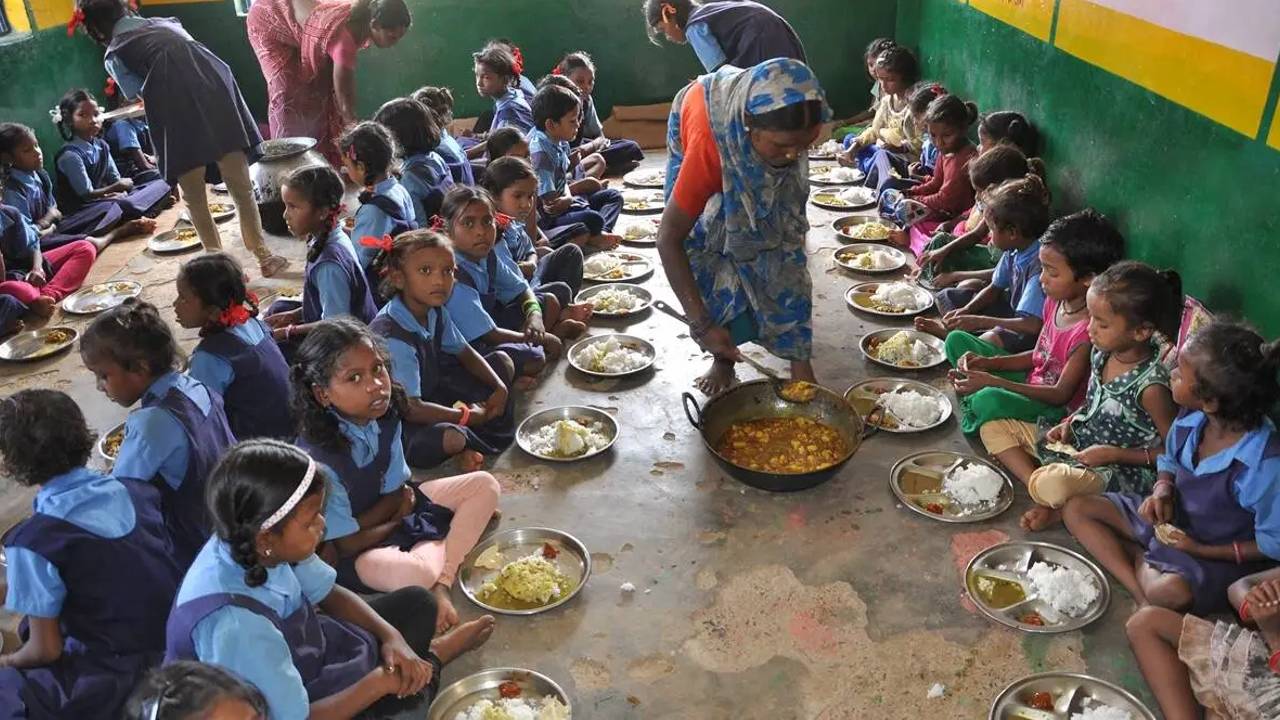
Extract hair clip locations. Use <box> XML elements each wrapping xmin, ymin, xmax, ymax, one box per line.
<box><xmin>511</xmin><ymin>46</ymin><xmax>525</xmax><ymax>75</ymax></box>
<box><xmin>67</xmin><ymin>7</ymin><xmax>85</xmax><ymax>37</ymax></box>
<box><xmin>359</xmin><ymin>234</ymin><xmax>394</xmax><ymax>253</ymax></box>
<box><xmin>429</xmin><ymin>215</ymin><xmax>446</xmax><ymax>231</ymax></box>
<box><xmin>48</xmin><ymin>107</ymin><xmax>63</xmax><ymax>125</ymax></box>
<box><xmin>218</xmin><ymin>301</ymin><xmax>251</xmax><ymax>328</ymax></box>
<box><xmin>551</xmin><ymin>66</ymin><xmax>562</xmax><ymax>75</ymax></box>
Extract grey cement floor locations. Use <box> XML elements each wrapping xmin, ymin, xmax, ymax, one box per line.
<box><xmin>0</xmin><ymin>153</ymin><xmax>1148</xmax><ymax>719</ymax></box>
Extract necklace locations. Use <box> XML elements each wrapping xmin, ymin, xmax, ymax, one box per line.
<box><xmin>1061</xmin><ymin>298</ymin><xmax>1087</xmax><ymax>315</ymax></box>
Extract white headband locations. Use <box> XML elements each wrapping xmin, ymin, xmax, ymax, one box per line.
<box><xmin>260</xmin><ymin>458</ymin><xmax>317</xmax><ymax>531</ymax></box>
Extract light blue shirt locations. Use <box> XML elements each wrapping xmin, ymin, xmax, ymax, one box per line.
<box><xmin>113</xmin><ymin>371</ymin><xmax>213</xmax><ymax>490</ymax></box>
<box><xmin>399</xmin><ymin>152</ymin><xmax>450</xmax><ymax>226</ymax></box>
<box><xmin>56</xmin><ymin>138</ymin><xmax>121</xmax><ymax>198</ymax></box>
<box><xmin>502</xmin><ymin>222</ymin><xmax>536</xmax><ymax>262</ymax></box>
<box><xmin>992</xmin><ymin>239</ymin><xmax>1046</xmax><ymax>318</ymax></box>
<box><xmin>687</xmin><ymin>20</ymin><xmax>728</xmax><ymax>72</ymax></box>
<box><xmin>376</xmin><ymin>296</ymin><xmax>467</xmax><ymax>398</ymax></box>
<box><xmin>309</xmin><ymin>228</ymin><xmax>362</xmax><ymax>320</ymax></box>
<box><xmin>1</xmin><ymin>169</ymin><xmax>54</xmax><ymax>220</ymax></box>
<box><xmin>353</xmin><ymin>177</ymin><xmax>415</xmax><ymax>268</ymax></box>
<box><xmin>528</xmin><ymin>128</ymin><xmax>570</xmax><ymax>199</ymax></box>
<box><xmin>1157</xmin><ymin>412</ymin><xmax>1280</xmax><ymax>560</ymax></box>
<box><xmin>104</xmin><ymin>117</ymin><xmax>148</xmax><ymax>152</ymax></box>
<box><xmin>321</xmin><ymin>414</ymin><xmax>412</xmax><ymax>541</ymax></box>
<box><xmin>446</xmin><ymin>243</ymin><xmax>531</xmax><ymax>341</ymax></box>
<box><xmin>177</xmin><ymin>538</ymin><xmax>337</xmax><ymax>720</ymax></box>
<box><xmin>517</xmin><ymin>74</ymin><xmax>537</xmax><ymax>104</ymax></box>
<box><xmin>104</xmin><ymin>16</ymin><xmax>148</xmax><ymax>101</ymax></box>
<box><xmin>187</xmin><ymin>321</ymin><xmax>266</xmax><ymax>395</ymax></box>
<box><xmin>0</xmin><ymin>206</ymin><xmax>42</xmax><ymax>258</ymax></box>
<box><xmin>492</xmin><ymin>87</ymin><xmax>534</xmax><ymax>133</ymax></box>
<box><xmin>4</xmin><ymin>468</ymin><xmax>136</xmax><ymax>618</ymax></box>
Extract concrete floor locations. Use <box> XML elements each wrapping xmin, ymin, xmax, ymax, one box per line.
<box><xmin>0</xmin><ymin>154</ymin><xmax>1151</xmax><ymax>719</ymax></box>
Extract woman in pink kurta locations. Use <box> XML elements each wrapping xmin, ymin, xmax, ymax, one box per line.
<box><xmin>246</xmin><ymin>0</ymin><xmax>411</xmax><ymax>163</ymax></box>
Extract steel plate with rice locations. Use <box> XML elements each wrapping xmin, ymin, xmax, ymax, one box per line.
<box><xmin>582</xmin><ymin>251</ymin><xmax>653</xmax><ymax>283</ymax></box>
<box><xmin>833</xmin><ymin>215</ymin><xmax>900</xmax><ymax>242</ymax></box>
<box><xmin>622</xmin><ymin>168</ymin><xmax>665</xmax><ymax>188</ymax></box>
<box><xmin>812</xmin><ymin>187</ymin><xmax>876</xmax><ymax>211</ymax></box>
<box><xmin>428</xmin><ymin>667</ymin><xmax>571</xmax><ymax>720</ymax></box>
<box><xmin>860</xmin><ymin>329</ymin><xmax>946</xmax><ymax>370</ymax></box>
<box><xmin>808</xmin><ymin>139</ymin><xmax>843</xmax><ymax>161</ymax></box>
<box><xmin>0</xmin><ymin>327</ymin><xmax>77</xmax><ymax>362</ymax></box>
<box><xmin>967</xmin><ymin>542</ymin><xmax>1111</xmax><ymax>634</ymax></box>
<box><xmin>891</xmin><ymin>451</ymin><xmax>1014</xmax><ymax>523</ymax></box>
<box><xmin>575</xmin><ymin>283</ymin><xmax>652</xmax><ymax>318</ymax></box>
<box><xmin>617</xmin><ymin>218</ymin><xmax>659</xmax><ymax>245</ymax></box>
<box><xmin>845</xmin><ymin>281</ymin><xmax>934</xmax><ymax>317</ymax></box>
<box><xmin>459</xmin><ymin>527</ymin><xmax>591</xmax><ymax>615</ymax></box>
<box><xmin>809</xmin><ymin>164</ymin><xmax>864</xmax><ymax>185</ymax></box>
<box><xmin>845</xmin><ymin>379</ymin><xmax>952</xmax><ymax>433</ymax></box>
<box><xmin>516</xmin><ymin>406</ymin><xmax>618</xmax><ymax>462</ymax></box>
<box><xmin>621</xmin><ymin>190</ymin><xmax>664</xmax><ymax>214</ymax></box>
<box><xmin>148</xmin><ymin>225</ymin><xmax>202</xmax><ymax>254</ymax></box>
<box><xmin>989</xmin><ymin>672</ymin><xmax>1155</xmax><ymax>720</ymax></box>
<box><xmin>568</xmin><ymin>333</ymin><xmax>655</xmax><ymax>378</ymax></box>
<box><xmin>834</xmin><ymin>243</ymin><xmax>907</xmax><ymax>275</ymax></box>
<box><xmin>96</xmin><ymin>422</ymin><xmax>126</xmax><ymax>465</ymax></box>
<box><xmin>62</xmin><ymin>281</ymin><xmax>142</xmax><ymax>315</ymax></box>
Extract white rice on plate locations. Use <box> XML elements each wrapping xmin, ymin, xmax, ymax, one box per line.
<box><xmin>454</xmin><ymin>695</ymin><xmax>571</xmax><ymax>720</ymax></box>
<box><xmin>1027</xmin><ymin>561</ymin><xmax>1100</xmax><ymax>618</ymax></box>
<box><xmin>845</xmin><ymin>248</ymin><xmax>897</xmax><ymax>270</ymax></box>
<box><xmin>872</xmin><ymin>282</ymin><xmax>923</xmax><ymax>310</ymax></box>
<box><xmin>1070</xmin><ymin>702</ymin><xmax>1131</xmax><ymax>720</ymax></box>
<box><xmin>527</xmin><ymin>419</ymin><xmax>611</xmax><ymax>458</ymax></box>
<box><xmin>943</xmin><ymin>463</ymin><xmax>1004</xmax><ymax>506</ymax></box>
<box><xmin>837</xmin><ymin>186</ymin><xmax>876</xmax><ymax>205</ymax></box>
<box><xmin>879</xmin><ymin>390</ymin><xmax>947</xmax><ymax>428</ymax></box>
<box><xmin>573</xmin><ymin>336</ymin><xmax>649</xmax><ymax>374</ymax></box>
<box><xmin>873</xmin><ymin>331</ymin><xmax>937</xmax><ymax>366</ymax></box>
<box><xmin>813</xmin><ymin>139</ymin><xmax>842</xmax><ymax>155</ymax></box>
<box><xmin>584</xmin><ymin>287</ymin><xmax>641</xmax><ymax>313</ymax></box>
<box><xmin>583</xmin><ymin>254</ymin><xmax>624</xmax><ymax>277</ymax></box>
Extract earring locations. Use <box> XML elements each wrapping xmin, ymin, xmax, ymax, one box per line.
<box><xmin>263</xmin><ymin>547</ymin><xmax>273</xmax><ymax>557</ymax></box>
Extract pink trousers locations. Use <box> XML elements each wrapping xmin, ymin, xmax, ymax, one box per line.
<box><xmin>353</xmin><ymin>471</ymin><xmax>501</xmax><ymax>591</ymax></box>
<box><xmin>0</xmin><ymin>240</ymin><xmax>96</xmax><ymax>304</ymax></box>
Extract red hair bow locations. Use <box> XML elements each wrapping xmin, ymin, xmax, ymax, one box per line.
<box><xmin>67</xmin><ymin>7</ymin><xmax>85</xmax><ymax>37</ymax></box>
<box><xmin>495</xmin><ymin>212</ymin><xmax>513</xmax><ymax>229</ymax></box>
<box><xmin>428</xmin><ymin>215</ymin><xmax>446</xmax><ymax>231</ymax></box>
<box><xmin>511</xmin><ymin>46</ymin><xmax>525</xmax><ymax>75</ymax></box>
<box><xmin>359</xmin><ymin>234</ymin><xmax>394</xmax><ymax>253</ymax></box>
<box><xmin>104</xmin><ymin>77</ymin><xmax>117</xmax><ymax>98</ymax></box>
<box><xmin>551</xmin><ymin>66</ymin><xmax>562</xmax><ymax>76</ymax></box>
<box><xmin>219</xmin><ymin>301</ymin><xmax>251</xmax><ymax>328</ymax></box>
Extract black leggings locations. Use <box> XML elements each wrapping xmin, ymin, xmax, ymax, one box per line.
<box><xmin>360</xmin><ymin>587</ymin><xmax>442</xmax><ymax>717</ymax></box>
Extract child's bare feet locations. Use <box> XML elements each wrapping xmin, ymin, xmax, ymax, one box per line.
<box><xmin>1020</xmin><ymin>506</ymin><xmax>1062</xmax><ymax>532</ymax></box>
<box><xmin>431</xmin><ymin>584</ymin><xmax>459</xmax><ymax>633</ymax></box>
<box><xmin>430</xmin><ymin>615</ymin><xmax>495</xmax><ymax>665</ymax></box>
<box><xmin>552</xmin><ymin>319</ymin><xmax>586</xmax><ymax>340</ymax></box>
<box><xmin>590</xmin><ymin>234</ymin><xmax>622</xmax><ymax>251</ymax></box>
<box><xmin>28</xmin><ymin>296</ymin><xmax>56</xmax><ymax>318</ymax></box>
<box><xmin>563</xmin><ymin>302</ymin><xmax>593</xmax><ymax>324</ymax></box>
<box><xmin>887</xmin><ymin>228</ymin><xmax>910</xmax><ymax>247</ymax></box>
<box><xmin>542</xmin><ymin>333</ymin><xmax>564</xmax><ymax>360</ymax></box>
<box><xmin>458</xmin><ymin>450</ymin><xmax>485</xmax><ymax>472</ymax></box>
<box><xmin>914</xmin><ymin>316</ymin><xmax>947</xmax><ymax>338</ymax></box>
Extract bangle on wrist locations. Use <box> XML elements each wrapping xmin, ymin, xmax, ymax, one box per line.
<box><xmin>1234</xmin><ymin>541</ymin><xmax>1245</xmax><ymax>565</ymax></box>
<box><xmin>1269</xmin><ymin>649</ymin><xmax>1280</xmax><ymax>675</ymax></box>
<box><xmin>1143</xmin><ymin>447</ymin><xmax>1153</xmax><ymax>466</ymax></box>
<box><xmin>1241</xmin><ymin>599</ymin><xmax>1252</xmax><ymax>622</ymax></box>
<box><xmin>457</xmin><ymin>403</ymin><xmax>471</xmax><ymax>427</ymax></box>
<box><xmin>284</xmin><ymin>325</ymin><xmax>294</xmax><ymax>340</ymax></box>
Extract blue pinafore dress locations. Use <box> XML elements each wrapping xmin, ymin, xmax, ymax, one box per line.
<box><xmin>195</xmin><ymin>318</ymin><xmax>293</xmax><ymax>440</ymax></box>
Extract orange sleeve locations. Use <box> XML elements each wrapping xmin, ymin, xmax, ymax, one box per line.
<box><xmin>671</xmin><ymin>82</ymin><xmax>723</xmax><ymax>218</ymax></box>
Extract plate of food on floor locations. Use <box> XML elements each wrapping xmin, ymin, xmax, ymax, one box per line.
<box><xmin>272</xmin><ymin>285</ymin><xmax>303</xmax><ymax>304</ymax></box>
<box><xmin>860</xmin><ymin>329</ymin><xmax>946</xmax><ymax>370</ymax></box>
<box><xmin>808</xmin><ymin>138</ymin><xmax>843</xmax><ymax>161</ymax></box>
<box><xmin>459</xmin><ymin>527</ymin><xmax>591</xmax><ymax>616</ymax></box>
<box><xmin>96</xmin><ymin>422</ymin><xmax>126</xmax><ymax>464</ymax></box>
<box><xmin>966</xmin><ymin>541</ymin><xmax>1111</xmax><ymax>634</ymax></box>
<box><xmin>812</xmin><ymin>186</ymin><xmax>877</xmax><ymax>211</ymax></box>
<box><xmin>517</xmin><ymin>406</ymin><xmax>618</xmax><ymax>462</ymax></box>
<box><xmin>809</xmin><ymin>164</ymin><xmax>864</xmax><ymax>185</ymax></box>
<box><xmin>890</xmin><ymin>450</ymin><xmax>1014</xmax><ymax>522</ymax></box>
<box><xmin>148</xmin><ymin>225</ymin><xmax>202</xmax><ymax>254</ymax></box>
<box><xmin>575</xmin><ymin>284</ymin><xmax>652</xmax><ymax>318</ymax></box>
<box><xmin>621</xmin><ymin>190</ymin><xmax>665</xmax><ymax>214</ymax></box>
<box><xmin>833</xmin><ymin>215</ymin><xmax>900</xmax><ymax>243</ymax></box>
<box><xmin>0</xmin><ymin>326</ymin><xmax>78</xmax><ymax>362</ymax></box>
<box><xmin>845</xmin><ymin>281</ymin><xmax>935</xmax><ymax>317</ymax></box>
<box><xmin>844</xmin><ymin>379</ymin><xmax>952</xmax><ymax>433</ymax></box>
<box><xmin>622</xmin><ymin>167</ymin><xmax>666</xmax><ymax>189</ymax></box>
<box><xmin>61</xmin><ymin>281</ymin><xmax>143</xmax><ymax>315</ymax></box>
<box><xmin>568</xmin><ymin>333</ymin><xmax>655</xmax><ymax>378</ymax></box>
<box><xmin>616</xmin><ymin>217</ymin><xmax>660</xmax><ymax>245</ymax></box>
<box><xmin>582</xmin><ymin>251</ymin><xmax>653</xmax><ymax>283</ymax></box>
<box><xmin>989</xmin><ymin>672</ymin><xmax>1155</xmax><ymax>720</ymax></box>
<box><xmin>834</xmin><ymin>243</ymin><xmax>907</xmax><ymax>274</ymax></box>
<box><xmin>428</xmin><ymin>667</ymin><xmax>572</xmax><ymax>720</ymax></box>
<box><xmin>179</xmin><ymin>202</ymin><xmax>236</xmax><ymax>224</ymax></box>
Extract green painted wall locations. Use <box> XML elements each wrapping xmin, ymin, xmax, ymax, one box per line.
<box><xmin>897</xmin><ymin>0</ymin><xmax>1280</xmax><ymax>336</ymax></box>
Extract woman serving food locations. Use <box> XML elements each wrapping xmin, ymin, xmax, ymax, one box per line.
<box><xmin>656</xmin><ymin>58</ymin><xmax>828</xmax><ymax>395</ymax></box>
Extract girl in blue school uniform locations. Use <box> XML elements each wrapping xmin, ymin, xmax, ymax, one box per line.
<box><xmin>0</xmin><ymin>389</ymin><xmax>183</xmax><ymax>720</ymax></box>
<box><xmin>80</xmin><ymin>299</ymin><xmax>236</xmax><ymax>567</ymax></box>
<box><xmin>125</xmin><ymin>661</ymin><xmax>268</xmax><ymax>720</ymax></box>
<box><xmin>292</xmin><ymin>318</ymin><xmax>501</xmax><ymax>633</ymax></box>
<box><xmin>555</xmin><ymin>51</ymin><xmax>646</xmax><ymax>175</ymax></box>
<box><xmin>412</xmin><ymin>86</ymin><xmax>474</xmax><ymax>186</ymax></box>
<box><xmin>173</xmin><ymin>252</ymin><xmax>293</xmax><ymax>441</ymax></box>
<box><xmin>0</xmin><ymin>122</ymin><xmax>153</xmax><ymax>249</ymax></box>
<box><xmin>102</xmin><ymin>77</ymin><xmax>161</xmax><ymax>184</ymax></box>
<box><xmin>165</xmin><ymin>439</ymin><xmax>496</xmax><ymax>720</ymax></box>
<box><xmin>262</xmin><ymin>166</ymin><xmax>377</xmax><ymax>359</ymax></box>
<box><xmin>339</xmin><ymin>122</ymin><xmax>416</xmax><ymax>276</ymax></box>
<box><xmin>1065</xmin><ymin>320</ymin><xmax>1280</xmax><ymax>615</ymax></box>
<box><xmin>464</xmin><ymin>44</ymin><xmax>534</xmax><ymax>164</ymax></box>
<box><xmin>51</xmin><ymin>89</ymin><xmax>172</xmax><ymax>225</ymax></box>
<box><xmin>369</xmin><ymin>230</ymin><xmax>517</xmax><ymax>470</ymax></box>
<box><xmin>374</xmin><ymin>97</ymin><xmax>454</xmax><ymax>226</ymax></box>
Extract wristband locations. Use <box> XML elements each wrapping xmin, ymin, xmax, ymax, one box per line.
<box><xmin>457</xmin><ymin>403</ymin><xmax>471</xmax><ymax>427</ymax></box>
<box><xmin>522</xmin><ymin>299</ymin><xmax>542</xmax><ymax>317</ymax></box>
<box><xmin>1270</xmin><ymin>649</ymin><xmax>1280</xmax><ymax>675</ymax></box>
<box><xmin>1153</xmin><ymin>479</ymin><xmax>1175</xmax><ymax>496</ymax></box>
<box><xmin>1240</xmin><ymin>599</ymin><xmax>1252</xmax><ymax>622</ymax></box>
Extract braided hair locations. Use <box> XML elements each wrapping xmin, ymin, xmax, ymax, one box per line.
<box><xmin>338</xmin><ymin>121</ymin><xmax>398</xmax><ymax>183</ymax></box>
<box><xmin>205</xmin><ymin>439</ymin><xmax>326</xmax><ymax>588</ymax></box>
<box><xmin>984</xmin><ymin>174</ymin><xmax>1052</xmax><ymax>240</ymax></box>
<box><xmin>125</xmin><ymin>661</ymin><xmax>268</xmax><ymax>720</ymax></box>
<box><xmin>55</xmin><ymin>89</ymin><xmax>96</xmax><ymax>141</ymax></box>
<box><xmin>370</xmin><ymin>228</ymin><xmax>455</xmax><ymax>300</ymax></box>
<box><xmin>80</xmin><ymin>298</ymin><xmax>178</xmax><ymax>377</ymax></box>
<box><xmin>177</xmin><ymin>253</ymin><xmax>258</xmax><ymax>337</ymax></box>
<box><xmin>282</xmin><ymin>165</ymin><xmax>344</xmax><ymax>263</ymax></box>
<box><xmin>1182</xmin><ymin>321</ymin><xmax>1280</xmax><ymax>430</ymax></box>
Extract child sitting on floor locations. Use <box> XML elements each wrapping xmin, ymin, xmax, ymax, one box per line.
<box><xmin>486</xmin><ymin>127</ymin><xmax>529</xmax><ymax>161</ymax></box>
<box><xmin>842</xmin><ymin>37</ymin><xmax>896</xmax><ymax>128</ymax></box>
<box><xmin>465</xmin><ymin>44</ymin><xmax>534</xmax><ymax>162</ymax></box>
<box><xmin>0</xmin><ymin>390</ymin><xmax>183</xmax><ymax>720</ymax></box>
<box><xmin>1064</xmin><ymin>319</ymin><xmax>1280</xmax><ymax>614</ymax></box>
<box><xmin>838</xmin><ymin>45</ymin><xmax>922</xmax><ymax>176</ymax></box>
<box><xmin>0</xmin><ymin>122</ymin><xmax>151</xmax><ymax>251</ymax></box>
<box><xmin>263</xmin><ymin>166</ymin><xmax>377</xmax><ymax>358</ymax></box>
<box><xmin>80</xmin><ymin>299</ymin><xmax>236</xmax><ymax>567</ymax></box>
<box><xmin>375</xmin><ymin>98</ymin><xmax>455</xmax><ymax>225</ymax></box>
<box><xmin>292</xmin><ymin>318</ymin><xmax>501</xmax><ymax>633</ymax></box>
<box><xmin>896</xmin><ymin>93</ymin><xmax>979</xmax><ymax>256</ymax></box>
<box><xmin>340</xmin><ymin>122</ymin><xmax>415</xmax><ymax>272</ymax></box>
<box><xmin>174</xmin><ymin>253</ymin><xmax>293</xmax><ymax>441</ymax></box>
<box><xmin>978</xmin><ymin>110</ymin><xmax>1039</xmax><ymax>157</ymax></box>
<box><xmin>538</xmin><ymin>74</ymin><xmax>610</xmax><ymax>181</ymax></box>
<box><xmin>101</xmin><ymin>78</ymin><xmax>160</xmax><ymax>184</ymax></box>
<box><xmin>412</xmin><ymin>86</ymin><xmax>474</xmax><ymax>186</ymax></box>
<box><xmin>369</xmin><ymin>230</ymin><xmax>517</xmax><ymax>470</ymax></box>
<box><xmin>905</xmin><ymin>82</ymin><xmax>946</xmax><ymax>180</ymax></box>
<box><xmin>164</xmin><ymin>439</ymin><xmax>496</xmax><ymax>719</ymax></box>
<box><xmin>916</xmin><ymin>174</ymin><xmax>1053</xmax><ymax>352</ymax></box>
<box><xmin>52</xmin><ymin>89</ymin><xmax>171</xmax><ymax>224</ymax></box>
<box><xmin>949</xmin><ymin>210</ymin><xmax>1126</xmax><ymax>443</ymax></box>
<box><xmin>0</xmin><ymin>202</ymin><xmax>97</xmax><ymax>319</ymax></box>
<box><xmin>530</xmin><ymin>84</ymin><xmax>623</xmax><ymax>251</ymax></box>
<box><xmin>125</xmin><ymin>661</ymin><xmax>268</xmax><ymax>720</ymax></box>
<box><xmin>555</xmin><ymin>51</ymin><xmax>646</xmax><ymax>175</ymax></box>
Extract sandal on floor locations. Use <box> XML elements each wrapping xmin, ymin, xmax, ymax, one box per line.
<box><xmin>258</xmin><ymin>255</ymin><xmax>290</xmax><ymax>278</ymax></box>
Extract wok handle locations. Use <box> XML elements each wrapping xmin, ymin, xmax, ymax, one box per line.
<box><xmin>681</xmin><ymin>392</ymin><xmax>704</xmax><ymax>430</ymax></box>
<box><xmin>652</xmin><ymin>299</ymin><xmax>690</xmax><ymax>326</ymax></box>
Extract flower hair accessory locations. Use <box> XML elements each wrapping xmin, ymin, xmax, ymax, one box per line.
<box><xmin>551</xmin><ymin>66</ymin><xmax>562</xmax><ymax>75</ymax></box>
<box><xmin>218</xmin><ymin>298</ymin><xmax>252</xmax><ymax>327</ymax></box>
<box><xmin>67</xmin><ymin>7</ymin><xmax>85</xmax><ymax>37</ymax></box>
<box><xmin>359</xmin><ymin>234</ymin><xmax>394</xmax><ymax>253</ymax></box>
<box><xmin>429</xmin><ymin>215</ymin><xmax>446</xmax><ymax>231</ymax></box>
<box><xmin>325</xmin><ymin>203</ymin><xmax>346</xmax><ymax>228</ymax></box>
<box><xmin>104</xmin><ymin>77</ymin><xmax>117</xmax><ymax>98</ymax></box>
<box><xmin>495</xmin><ymin>212</ymin><xmax>513</xmax><ymax>229</ymax></box>
<box><xmin>260</xmin><ymin>457</ymin><xmax>316</xmax><ymax>531</ymax></box>
<box><xmin>511</xmin><ymin>46</ymin><xmax>525</xmax><ymax>75</ymax></box>
<box><xmin>48</xmin><ymin>107</ymin><xmax>63</xmax><ymax>126</ymax></box>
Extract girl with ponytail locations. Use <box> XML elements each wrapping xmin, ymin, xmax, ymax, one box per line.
<box><xmin>898</xmin><ymin>93</ymin><xmax>981</xmax><ymax>257</ymax></box>
<box><xmin>167</xmin><ymin>439</ymin><xmax>495</xmax><ymax>719</ymax></box>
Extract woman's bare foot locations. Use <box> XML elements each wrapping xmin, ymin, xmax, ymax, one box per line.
<box><xmin>914</xmin><ymin>316</ymin><xmax>947</xmax><ymax>338</ymax></box>
<box><xmin>563</xmin><ymin>302</ymin><xmax>593</xmax><ymax>324</ymax></box>
<box><xmin>430</xmin><ymin>615</ymin><xmax>496</xmax><ymax>665</ymax></box>
<box><xmin>694</xmin><ymin>357</ymin><xmax>737</xmax><ymax>396</ymax></box>
<box><xmin>552</xmin><ymin>319</ymin><xmax>586</xmax><ymax>340</ymax></box>
<box><xmin>28</xmin><ymin>296</ymin><xmax>56</xmax><ymax>318</ymax></box>
<box><xmin>1020</xmin><ymin>506</ymin><xmax>1062</xmax><ymax>532</ymax></box>
<box><xmin>259</xmin><ymin>255</ymin><xmax>290</xmax><ymax>278</ymax></box>
<box><xmin>431</xmin><ymin>584</ymin><xmax>459</xmax><ymax>633</ymax></box>
<box><xmin>458</xmin><ymin>450</ymin><xmax>485</xmax><ymax>472</ymax></box>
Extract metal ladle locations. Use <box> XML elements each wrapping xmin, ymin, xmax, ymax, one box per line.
<box><xmin>653</xmin><ymin>299</ymin><xmax>818</xmax><ymax>404</ymax></box>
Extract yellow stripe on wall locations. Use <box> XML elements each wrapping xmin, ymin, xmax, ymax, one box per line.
<box><xmin>3</xmin><ymin>0</ymin><xmax>31</xmax><ymax>32</ymax></box>
<box><xmin>29</xmin><ymin>0</ymin><xmax>71</xmax><ymax>30</ymax></box>
<box><xmin>1055</xmin><ymin>0</ymin><xmax>1274</xmax><ymax>137</ymax></box>
<box><xmin>970</xmin><ymin>0</ymin><xmax>1055</xmax><ymax>42</ymax></box>
<box><xmin>1269</xmin><ymin>116</ymin><xmax>1280</xmax><ymax>150</ymax></box>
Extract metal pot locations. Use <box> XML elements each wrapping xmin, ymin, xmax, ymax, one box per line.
<box><xmin>249</xmin><ymin>137</ymin><xmax>328</xmax><ymax>236</ymax></box>
<box><xmin>682</xmin><ymin>380</ymin><xmax>871</xmax><ymax>492</ymax></box>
